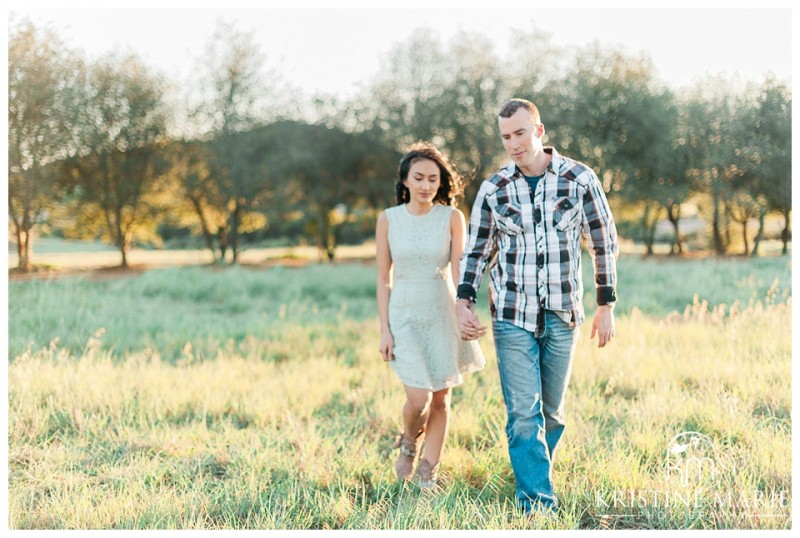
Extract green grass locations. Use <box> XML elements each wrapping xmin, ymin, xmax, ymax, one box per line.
<box><xmin>8</xmin><ymin>254</ymin><xmax>791</xmax><ymax>361</ymax></box>
<box><xmin>7</xmin><ymin>255</ymin><xmax>792</xmax><ymax>529</ymax></box>
<box><xmin>9</xmin><ymin>263</ymin><xmax>378</xmax><ymax>361</ymax></box>
<box><xmin>26</xmin><ymin>237</ymin><xmax>119</xmax><ymax>253</ymax></box>
<box><xmin>611</xmin><ymin>255</ymin><xmax>792</xmax><ymax>315</ymax></box>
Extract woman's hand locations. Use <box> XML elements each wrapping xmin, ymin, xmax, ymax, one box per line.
<box><xmin>379</xmin><ymin>331</ymin><xmax>395</xmax><ymax>361</ymax></box>
<box><xmin>456</xmin><ymin>299</ymin><xmax>487</xmax><ymax>340</ymax></box>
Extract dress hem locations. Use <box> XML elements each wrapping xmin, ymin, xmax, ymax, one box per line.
<box><xmin>391</xmin><ymin>362</ymin><xmax>485</xmax><ymax>392</ymax></box>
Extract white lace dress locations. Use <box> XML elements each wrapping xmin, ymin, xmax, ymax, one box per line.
<box><xmin>386</xmin><ymin>203</ymin><xmax>486</xmax><ymax>390</ymax></box>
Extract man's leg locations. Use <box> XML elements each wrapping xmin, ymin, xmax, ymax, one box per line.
<box><xmin>492</xmin><ymin>320</ymin><xmax>556</xmax><ymax>512</ymax></box>
<box><xmin>539</xmin><ymin>311</ymin><xmax>580</xmax><ymax>461</ymax></box>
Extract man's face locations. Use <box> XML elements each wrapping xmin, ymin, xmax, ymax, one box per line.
<box><xmin>498</xmin><ymin>108</ymin><xmax>544</xmax><ymax>170</ymax></box>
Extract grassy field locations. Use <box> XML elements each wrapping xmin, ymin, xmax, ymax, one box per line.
<box><xmin>7</xmin><ymin>241</ymin><xmax>377</xmax><ymax>272</ymax></box>
<box><xmin>7</xmin><ymin>254</ymin><xmax>792</xmax><ymax>529</ymax></box>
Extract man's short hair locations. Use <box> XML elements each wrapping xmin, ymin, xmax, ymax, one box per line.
<box><xmin>498</xmin><ymin>99</ymin><xmax>540</xmax><ymax>123</ymax></box>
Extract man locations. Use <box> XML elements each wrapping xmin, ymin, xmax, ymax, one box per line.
<box><xmin>456</xmin><ymin>98</ymin><xmax>618</xmax><ymax>514</ymax></box>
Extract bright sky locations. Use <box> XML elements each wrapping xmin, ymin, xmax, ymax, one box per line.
<box><xmin>8</xmin><ymin>3</ymin><xmax>793</xmax><ymax>99</ymax></box>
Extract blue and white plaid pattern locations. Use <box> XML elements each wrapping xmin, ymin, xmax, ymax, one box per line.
<box><xmin>458</xmin><ymin>147</ymin><xmax>618</xmax><ymax>332</ymax></box>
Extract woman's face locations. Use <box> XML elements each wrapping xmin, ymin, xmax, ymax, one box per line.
<box><xmin>403</xmin><ymin>158</ymin><xmax>441</xmax><ymax>205</ymax></box>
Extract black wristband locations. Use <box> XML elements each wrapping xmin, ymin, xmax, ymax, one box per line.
<box><xmin>457</xmin><ymin>284</ymin><xmax>477</xmax><ymax>304</ymax></box>
<box><xmin>597</xmin><ymin>286</ymin><xmax>617</xmax><ymax>305</ymax></box>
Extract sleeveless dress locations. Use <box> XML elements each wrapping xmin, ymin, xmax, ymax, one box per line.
<box><xmin>386</xmin><ymin>203</ymin><xmax>486</xmax><ymax>390</ymax></box>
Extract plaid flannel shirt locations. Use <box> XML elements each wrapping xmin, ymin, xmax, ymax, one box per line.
<box><xmin>458</xmin><ymin>147</ymin><xmax>618</xmax><ymax>332</ymax></box>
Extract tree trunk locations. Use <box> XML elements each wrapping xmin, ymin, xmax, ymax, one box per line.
<box><xmin>642</xmin><ymin>204</ymin><xmax>654</xmax><ymax>256</ymax></box>
<box><xmin>10</xmin><ymin>208</ymin><xmax>26</xmax><ymax>271</ymax></box>
<box><xmin>12</xmin><ymin>217</ymin><xmax>30</xmax><ymax>272</ymax></box>
<box><xmin>21</xmin><ymin>229</ymin><xmax>32</xmax><ymax>272</ymax></box>
<box><xmin>119</xmin><ymin>229</ymin><xmax>133</xmax><ymax>269</ymax></box>
<box><xmin>16</xmin><ymin>209</ymin><xmax>33</xmax><ymax>271</ymax></box>
<box><xmin>781</xmin><ymin>207</ymin><xmax>790</xmax><ymax>255</ymax></box>
<box><xmin>116</xmin><ymin>226</ymin><xmax>127</xmax><ymax>269</ymax></box>
<box><xmin>15</xmin><ymin>225</ymin><xmax>23</xmax><ymax>263</ymax></box>
<box><xmin>741</xmin><ymin>221</ymin><xmax>749</xmax><ymax>256</ymax></box>
<box><xmin>230</xmin><ymin>200</ymin><xmax>242</xmax><ymax>264</ymax></box>
<box><xmin>712</xmin><ymin>191</ymin><xmax>726</xmax><ymax>255</ymax></box>
<box><xmin>218</xmin><ymin>227</ymin><xmax>228</xmax><ymax>264</ymax></box>
<box><xmin>188</xmin><ymin>195</ymin><xmax>218</xmax><ymax>263</ymax></box>
<box><xmin>751</xmin><ymin>209</ymin><xmax>767</xmax><ymax>257</ymax></box>
<box><xmin>643</xmin><ymin>231</ymin><xmax>654</xmax><ymax>256</ymax></box>
<box><xmin>647</xmin><ymin>219</ymin><xmax>657</xmax><ymax>256</ymax></box>
<box><xmin>641</xmin><ymin>203</ymin><xmax>660</xmax><ymax>256</ymax></box>
<box><xmin>17</xmin><ymin>231</ymin><xmax>31</xmax><ymax>272</ymax></box>
<box><xmin>318</xmin><ymin>210</ymin><xmax>331</xmax><ymax>262</ymax></box>
<box><xmin>326</xmin><ymin>210</ymin><xmax>350</xmax><ymax>263</ymax></box>
<box><xmin>723</xmin><ymin>202</ymin><xmax>733</xmax><ymax>252</ymax></box>
<box><xmin>667</xmin><ymin>203</ymin><xmax>683</xmax><ymax>255</ymax></box>
<box><xmin>327</xmin><ymin>220</ymin><xmax>342</xmax><ymax>262</ymax></box>
<box><xmin>112</xmin><ymin>206</ymin><xmax>129</xmax><ymax>269</ymax></box>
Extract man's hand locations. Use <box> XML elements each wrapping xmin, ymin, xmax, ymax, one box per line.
<box><xmin>456</xmin><ymin>299</ymin><xmax>488</xmax><ymax>340</ymax></box>
<box><xmin>591</xmin><ymin>304</ymin><xmax>615</xmax><ymax>348</ymax></box>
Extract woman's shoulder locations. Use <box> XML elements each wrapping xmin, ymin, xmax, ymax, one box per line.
<box><xmin>443</xmin><ymin>204</ymin><xmax>464</xmax><ymax>218</ymax></box>
<box><xmin>445</xmin><ymin>204</ymin><xmax>466</xmax><ymax>228</ymax></box>
<box><xmin>380</xmin><ymin>204</ymin><xmax>406</xmax><ymax>227</ymax></box>
<box><xmin>383</xmin><ymin>204</ymin><xmax>404</xmax><ymax>219</ymax></box>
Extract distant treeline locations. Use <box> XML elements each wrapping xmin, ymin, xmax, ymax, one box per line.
<box><xmin>9</xmin><ymin>19</ymin><xmax>791</xmax><ymax>270</ymax></box>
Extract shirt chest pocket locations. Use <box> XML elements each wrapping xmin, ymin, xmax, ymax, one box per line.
<box><xmin>493</xmin><ymin>203</ymin><xmax>524</xmax><ymax>235</ymax></box>
<box><xmin>552</xmin><ymin>196</ymin><xmax>582</xmax><ymax>232</ymax></box>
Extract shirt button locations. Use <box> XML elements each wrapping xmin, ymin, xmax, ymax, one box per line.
<box><xmin>536</xmin><ymin>253</ymin><xmax>544</xmax><ymax>268</ymax></box>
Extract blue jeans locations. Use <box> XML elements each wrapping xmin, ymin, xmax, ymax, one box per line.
<box><xmin>493</xmin><ymin>312</ymin><xmax>579</xmax><ymax>513</ymax></box>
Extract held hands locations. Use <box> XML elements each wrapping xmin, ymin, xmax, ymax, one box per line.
<box><xmin>591</xmin><ymin>305</ymin><xmax>615</xmax><ymax>348</ymax></box>
<box><xmin>379</xmin><ymin>330</ymin><xmax>395</xmax><ymax>361</ymax></box>
<box><xmin>456</xmin><ymin>299</ymin><xmax>488</xmax><ymax>340</ymax></box>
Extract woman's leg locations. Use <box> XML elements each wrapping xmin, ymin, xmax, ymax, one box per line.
<box><xmin>395</xmin><ymin>386</ymin><xmax>432</xmax><ymax>480</ymax></box>
<box><xmin>402</xmin><ymin>385</ymin><xmax>433</xmax><ymax>437</ymax></box>
<box><xmin>415</xmin><ymin>387</ymin><xmax>451</xmax><ymax>487</ymax></box>
<box><xmin>421</xmin><ymin>387</ymin><xmax>452</xmax><ymax>466</ymax></box>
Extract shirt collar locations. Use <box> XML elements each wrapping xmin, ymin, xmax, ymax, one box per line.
<box><xmin>498</xmin><ymin>147</ymin><xmax>562</xmax><ymax>180</ymax></box>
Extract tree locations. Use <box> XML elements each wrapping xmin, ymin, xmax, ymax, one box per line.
<box><xmin>503</xmin><ymin>26</ymin><xmax>570</xmax><ymax>101</ymax></box>
<box><xmin>558</xmin><ymin>44</ymin><xmax>677</xmax><ymax>255</ymax></box>
<box><xmin>438</xmin><ymin>32</ymin><xmax>510</xmax><ymax>203</ymax></box>
<box><xmin>8</xmin><ymin>20</ymin><xmax>84</xmax><ymax>271</ymax></box>
<box><xmin>725</xmin><ymin>88</ymin><xmax>766</xmax><ymax>256</ymax></box>
<box><xmin>62</xmin><ymin>54</ymin><xmax>169</xmax><ymax>268</ymax></box>
<box><xmin>681</xmin><ymin>77</ymin><xmax>744</xmax><ymax>255</ymax></box>
<box><xmin>362</xmin><ymin>29</ymin><xmax>513</xmax><ymax>210</ymax></box>
<box><xmin>185</xmin><ymin>19</ymin><xmax>298</xmax><ymax>263</ymax></box>
<box><xmin>258</xmin><ymin>120</ymin><xmax>399</xmax><ymax>260</ymax></box>
<box><xmin>162</xmin><ymin>140</ymin><xmax>229</xmax><ymax>261</ymax></box>
<box><xmin>743</xmin><ymin>78</ymin><xmax>792</xmax><ymax>256</ymax></box>
<box><xmin>718</xmin><ymin>77</ymin><xmax>792</xmax><ymax>258</ymax></box>
<box><xmin>660</xmin><ymin>97</ymin><xmax>702</xmax><ymax>255</ymax></box>
<box><xmin>365</xmin><ymin>28</ymin><xmax>450</xmax><ymax>150</ymax></box>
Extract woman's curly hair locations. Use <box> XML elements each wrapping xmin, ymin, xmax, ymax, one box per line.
<box><xmin>395</xmin><ymin>142</ymin><xmax>463</xmax><ymax>206</ymax></box>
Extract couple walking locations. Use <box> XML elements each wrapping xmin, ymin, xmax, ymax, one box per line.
<box><xmin>375</xmin><ymin>98</ymin><xmax>619</xmax><ymax>514</ymax></box>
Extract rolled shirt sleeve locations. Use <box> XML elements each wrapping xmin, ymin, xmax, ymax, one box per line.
<box><xmin>458</xmin><ymin>181</ymin><xmax>498</xmax><ymax>303</ymax></box>
<box><xmin>581</xmin><ymin>169</ymin><xmax>618</xmax><ymax>305</ymax></box>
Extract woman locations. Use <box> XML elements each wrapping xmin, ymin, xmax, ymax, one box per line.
<box><xmin>375</xmin><ymin>142</ymin><xmax>485</xmax><ymax>489</ymax></box>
